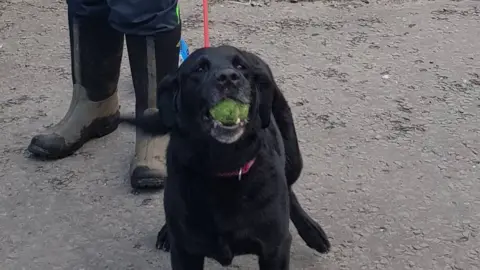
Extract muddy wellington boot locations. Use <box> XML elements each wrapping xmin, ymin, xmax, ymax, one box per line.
<box><xmin>27</xmin><ymin>14</ymin><xmax>124</xmax><ymax>159</ymax></box>
<box><xmin>126</xmin><ymin>26</ymin><xmax>181</xmax><ymax>189</ymax></box>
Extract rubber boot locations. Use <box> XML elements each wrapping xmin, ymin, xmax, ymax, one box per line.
<box><xmin>27</xmin><ymin>14</ymin><xmax>124</xmax><ymax>159</ymax></box>
<box><xmin>126</xmin><ymin>26</ymin><xmax>181</xmax><ymax>189</ymax></box>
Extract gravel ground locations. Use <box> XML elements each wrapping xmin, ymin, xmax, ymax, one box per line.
<box><xmin>0</xmin><ymin>0</ymin><xmax>479</xmax><ymax>269</ymax></box>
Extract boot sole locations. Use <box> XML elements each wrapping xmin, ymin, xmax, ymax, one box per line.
<box><xmin>28</xmin><ymin>112</ymin><xmax>120</xmax><ymax>160</ymax></box>
<box><xmin>130</xmin><ymin>165</ymin><xmax>167</xmax><ymax>189</ymax></box>
<box><xmin>131</xmin><ymin>177</ymin><xmax>166</xmax><ymax>189</ymax></box>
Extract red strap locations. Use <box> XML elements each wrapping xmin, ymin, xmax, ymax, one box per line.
<box><xmin>202</xmin><ymin>0</ymin><xmax>210</xmax><ymax>47</ymax></box>
<box><xmin>216</xmin><ymin>158</ymin><xmax>256</xmax><ymax>180</ymax></box>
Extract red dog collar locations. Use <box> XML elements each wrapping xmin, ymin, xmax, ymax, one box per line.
<box><xmin>216</xmin><ymin>158</ymin><xmax>256</xmax><ymax>180</ymax></box>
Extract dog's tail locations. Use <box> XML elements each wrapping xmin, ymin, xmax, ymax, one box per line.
<box><xmin>119</xmin><ymin>108</ymin><xmax>170</xmax><ymax>136</ymax></box>
<box><xmin>289</xmin><ymin>189</ymin><xmax>331</xmax><ymax>253</ymax></box>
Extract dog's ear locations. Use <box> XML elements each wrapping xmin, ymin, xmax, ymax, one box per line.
<box><xmin>119</xmin><ymin>74</ymin><xmax>180</xmax><ymax>135</ymax></box>
<box><xmin>241</xmin><ymin>50</ymin><xmax>277</xmax><ymax>129</ymax></box>
<box><xmin>156</xmin><ymin>73</ymin><xmax>180</xmax><ymax>128</ymax></box>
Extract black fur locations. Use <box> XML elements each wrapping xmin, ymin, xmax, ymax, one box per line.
<box><xmin>119</xmin><ymin>45</ymin><xmax>330</xmax><ymax>269</ymax></box>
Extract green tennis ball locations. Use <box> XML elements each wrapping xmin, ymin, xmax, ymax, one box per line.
<box><xmin>209</xmin><ymin>99</ymin><xmax>249</xmax><ymax>125</ymax></box>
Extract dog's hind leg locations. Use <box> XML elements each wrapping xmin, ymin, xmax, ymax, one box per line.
<box><xmin>155</xmin><ymin>223</ymin><xmax>171</xmax><ymax>252</ymax></box>
<box><xmin>289</xmin><ymin>189</ymin><xmax>331</xmax><ymax>253</ymax></box>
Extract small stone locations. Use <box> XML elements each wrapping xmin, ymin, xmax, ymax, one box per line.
<box><xmin>393</xmin><ymin>161</ymin><xmax>403</xmax><ymax>167</ymax></box>
<box><xmin>412</xmin><ymin>229</ymin><xmax>423</xmax><ymax>235</ymax></box>
<box><xmin>347</xmin><ymin>143</ymin><xmax>357</xmax><ymax>149</ymax></box>
<box><xmin>419</xmin><ymin>243</ymin><xmax>429</xmax><ymax>248</ymax></box>
<box><xmin>412</xmin><ymin>245</ymin><xmax>423</xmax><ymax>250</ymax></box>
<box><xmin>140</xmin><ymin>198</ymin><xmax>152</xmax><ymax>206</ymax></box>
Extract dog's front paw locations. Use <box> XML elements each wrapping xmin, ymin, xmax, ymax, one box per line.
<box><xmin>155</xmin><ymin>224</ymin><xmax>171</xmax><ymax>252</ymax></box>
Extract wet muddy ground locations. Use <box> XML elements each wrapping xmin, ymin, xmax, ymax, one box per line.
<box><xmin>0</xmin><ymin>0</ymin><xmax>479</xmax><ymax>269</ymax></box>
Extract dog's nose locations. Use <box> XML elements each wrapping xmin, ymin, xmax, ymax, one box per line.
<box><xmin>216</xmin><ymin>69</ymin><xmax>240</xmax><ymax>85</ymax></box>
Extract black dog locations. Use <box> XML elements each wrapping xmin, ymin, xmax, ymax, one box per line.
<box><xmin>120</xmin><ymin>45</ymin><xmax>330</xmax><ymax>269</ymax></box>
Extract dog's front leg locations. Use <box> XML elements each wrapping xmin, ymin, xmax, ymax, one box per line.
<box><xmin>170</xmin><ymin>241</ymin><xmax>205</xmax><ymax>270</ymax></box>
<box><xmin>258</xmin><ymin>234</ymin><xmax>292</xmax><ymax>270</ymax></box>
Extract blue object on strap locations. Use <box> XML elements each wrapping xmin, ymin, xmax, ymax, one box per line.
<box><xmin>178</xmin><ymin>38</ymin><xmax>189</xmax><ymax>66</ymax></box>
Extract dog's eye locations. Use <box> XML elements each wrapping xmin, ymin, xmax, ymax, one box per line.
<box><xmin>233</xmin><ymin>61</ymin><xmax>246</xmax><ymax>70</ymax></box>
<box><xmin>235</xmin><ymin>63</ymin><xmax>246</xmax><ymax>70</ymax></box>
<box><xmin>195</xmin><ymin>63</ymin><xmax>209</xmax><ymax>73</ymax></box>
<box><xmin>195</xmin><ymin>58</ymin><xmax>209</xmax><ymax>73</ymax></box>
<box><xmin>232</xmin><ymin>57</ymin><xmax>246</xmax><ymax>70</ymax></box>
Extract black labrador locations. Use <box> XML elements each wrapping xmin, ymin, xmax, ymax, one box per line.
<box><xmin>119</xmin><ymin>45</ymin><xmax>330</xmax><ymax>269</ymax></box>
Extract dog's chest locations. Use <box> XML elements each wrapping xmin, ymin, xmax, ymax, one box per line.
<box><xmin>177</xmin><ymin>158</ymin><xmax>289</xmax><ymax>259</ymax></box>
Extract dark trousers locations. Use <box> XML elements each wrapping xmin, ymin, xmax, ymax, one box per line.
<box><xmin>67</xmin><ymin>0</ymin><xmax>180</xmax><ymax>35</ymax></box>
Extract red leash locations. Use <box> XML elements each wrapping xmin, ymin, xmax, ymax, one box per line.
<box><xmin>202</xmin><ymin>0</ymin><xmax>210</xmax><ymax>47</ymax></box>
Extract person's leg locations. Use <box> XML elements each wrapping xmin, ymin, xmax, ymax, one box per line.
<box><xmin>108</xmin><ymin>0</ymin><xmax>181</xmax><ymax>189</ymax></box>
<box><xmin>28</xmin><ymin>0</ymin><xmax>124</xmax><ymax>159</ymax></box>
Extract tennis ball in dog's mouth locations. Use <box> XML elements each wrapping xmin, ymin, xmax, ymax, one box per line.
<box><xmin>209</xmin><ymin>99</ymin><xmax>249</xmax><ymax>125</ymax></box>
